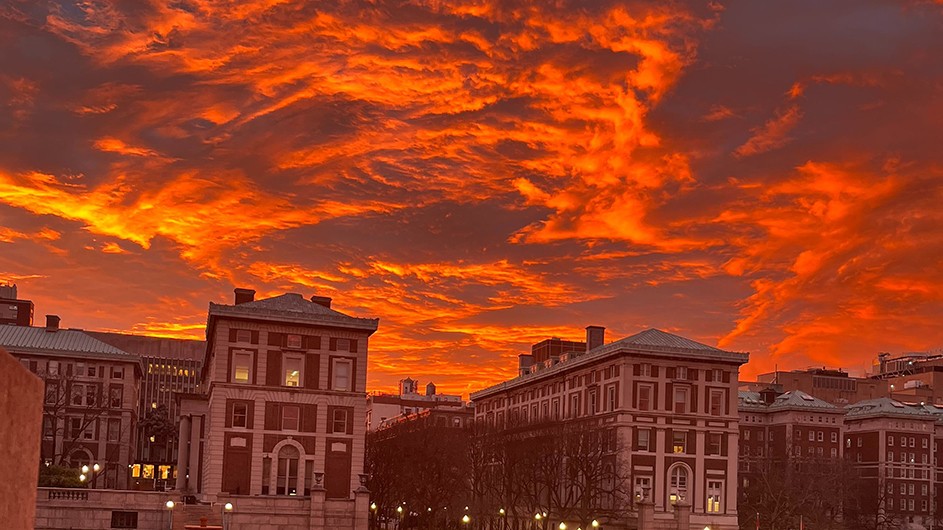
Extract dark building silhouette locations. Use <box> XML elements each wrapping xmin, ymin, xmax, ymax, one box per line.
<box><xmin>0</xmin><ymin>283</ymin><xmax>34</xmax><ymax>326</ymax></box>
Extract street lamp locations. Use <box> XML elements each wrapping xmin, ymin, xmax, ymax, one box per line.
<box><xmin>165</xmin><ymin>500</ymin><xmax>175</xmax><ymax>530</ymax></box>
<box><xmin>222</xmin><ymin>502</ymin><xmax>233</xmax><ymax>530</ymax></box>
<box><xmin>559</xmin><ymin>523</ymin><xmax>567</xmax><ymax>530</ymax></box>
<box><xmin>591</xmin><ymin>520</ymin><xmax>599</xmax><ymax>528</ymax></box>
<box><xmin>462</xmin><ymin>514</ymin><xmax>471</xmax><ymax>526</ymax></box>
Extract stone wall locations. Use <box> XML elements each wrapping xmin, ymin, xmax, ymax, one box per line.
<box><xmin>0</xmin><ymin>348</ymin><xmax>43</xmax><ymax>529</ymax></box>
<box><xmin>36</xmin><ymin>488</ymin><xmax>368</xmax><ymax>530</ymax></box>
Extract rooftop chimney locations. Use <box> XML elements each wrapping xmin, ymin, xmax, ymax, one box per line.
<box><xmin>45</xmin><ymin>315</ymin><xmax>60</xmax><ymax>332</ymax></box>
<box><xmin>234</xmin><ymin>288</ymin><xmax>256</xmax><ymax>305</ymax></box>
<box><xmin>426</xmin><ymin>382</ymin><xmax>436</xmax><ymax>396</ymax></box>
<box><xmin>518</xmin><ymin>354</ymin><xmax>535</xmax><ymax>377</ymax></box>
<box><xmin>586</xmin><ymin>326</ymin><xmax>605</xmax><ymax>352</ymax></box>
<box><xmin>310</xmin><ymin>295</ymin><xmax>332</xmax><ymax>308</ymax></box>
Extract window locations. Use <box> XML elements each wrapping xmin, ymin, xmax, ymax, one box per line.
<box><xmin>910</xmin><ymin>437</ymin><xmax>915</xmax><ymax>448</ymax></box>
<box><xmin>232</xmin><ymin>403</ymin><xmax>248</xmax><ymax>428</ymax></box>
<box><xmin>287</xmin><ymin>334</ymin><xmax>302</xmax><ymax>349</ymax></box>
<box><xmin>707</xmin><ymin>480</ymin><xmax>723</xmax><ymax>513</ymax></box>
<box><xmin>283</xmin><ymin>355</ymin><xmax>302</xmax><ymax>387</ymax></box>
<box><xmin>281</xmin><ymin>405</ymin><xmax>300</xmax><ymax>431</ymax></box>
<box><xmin>111</xmin><ymin>367</ymin><xmax>123</xmax><ymax>379</ymax></box>
<box><xmin>43</xmin><ymin>416</ymin><xmax>54</xmax><ymax>438</ymax></box>
<box><xmin>71</xmin><ymin>384</ymin><xmax>85</xmax><ymax>406</ymax></box>
<box><xmin>709</xmin><ymin>390</ymin><xmax>724</xmax><ymax>416</ymax></box>
<box><xmin>332</xmin><ymin>408</ymin><xmax>349</xmax><ymax>433</ymax></box>
<box><xmin>831</xmin><ymin>448</ymin><xmax>837</xmax><ymax>458</ymax></box>
<box><xmin>569</xmin><ymin>393</ymin><xmax>580</xmax><ymax>418</ymax></box>
<box><xmin>676</xmin><ymin>367</ymin><xmax>688</xmax><ymax>379</ymax></box>
<box><xmin>639</xmin><ymin>363</ymin><xmax>651</xmax><ymax>377</ymax></box>
<box><xmin>107</xmin><ymin>419</ymin><xmax>121</xmax><ymax>442</ymax></box>
<box><xmin>901</xmin><ymin>483</ymin><xmax>907</xmax><ymax>495</ymax></box>
<box><xmin>672</xmin><ymin>431</ymin><xmax>686</xmax><ymax>454</ymax></box>
<box><xmin>808</xmin><ymin>431</ymin><xmax>815</xmax><ymax>441</ymax></box>
<box><xmin>817</xmin><ymin>431</ymin><xmax>824</xmax><ymax>442</ymax></box>
<box><xmin>909</xmin><ymin>483</ymin><xmax>915</xmax><ymax>495</ymax></box>
<box><xmin>889</xmin><ymin>435</ymin><xmax>895</xmax><ymax>446</ymax></box>
<box><xmin>109</xmin><ymin>386</ymin><xmax>123</xmax><ymax>408</ymax></box>
<box><xmin>638</xmin><ymin>385</ymin><xmax>652</xmax><ymax>411</ymax></box>
<box><xmin>48</xmin><ymin>361</ymin><xmax>59</xmax><ymax>376</ymax></box>
<box><xmin>708</xmin><ymin>433</ymin><xmax>722</xmax><ymax>455</ymax></box>
<box><xmin>332</xmin><ymin>359</ymin><xmax>352</xmax><ymax>391</ymax></box>
<box><xmin>668</xmin><ymin>466</ymin><xmax>688</xmax><ymax>505</ymax></box>
<box><xmin>232</xmin><ymin>350</ymin><xmax>252</xmax><ymax>383</ymax></box>
<box><xmin>588</xmin><ymin>390</ymin><xmax>598</xmax><ymax>415</ymax></box>
<box><xmin>276</xmin><ymin>446</ymin><xmax>299</xmax><ymax>495</ymax></box>
<box><xmin>70</xmin><ymin>418</ymin><xmax>82</xmax><ymax>439</ymax></box>
<box><xmin>111</xmin><ymin>511</ymin><xmax>138</xmax><ymax>529</ymax></box>
<box><xmin>909</xmin><ymin>499</ymin><xmax>915</xmax><ymax>511</ymax></box>
<box><xmin>634</xmin><ymin>476</ymin><xmax>651</xmax><ymax>502</ymax></box>
<box><xmin>637</xmin><ymin>429</ymin><xmax>650</xmax><ymax>451</ymax></box>
<box><xmin>83</xmin><ymin>421</ymin><xmax>94</xmax><ymax>440</ymax></box>
<box><xmin>744</xmin><ymin>430</ymin><xmax>750</xmax><ymax>441</ymax></box>
<box><xmin>923</xmin><ymin>438</ymin><xmax>928</xmax><ymax>448</ymax></box>
<box><xmin>607</xmin><ymin>385</ymin><xmax>617</xmax><ymax>411</ymax></box>
<box><xmin>674</xmin><ymin>387</ymin><xmax>688</xmax><ymax>414</ymax></box>
<box><xmin>857</xmin><ymin>437</ymin><xmax>862</xmax><ymax>448</ymax></box>
<box><xmin>831</xmin><ymin>432</ymin><xmax>838</xmax><ymax>443</ymax></box>
<box><xmin>235</xmin><ymin>329</ymin><xmax>252</xmax><ymax>343</ymax></box>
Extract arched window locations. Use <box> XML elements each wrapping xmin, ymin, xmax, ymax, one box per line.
<box><xmin>668</xmin><ymin>465</ymin><xmax>689</xmax><ymax>506</ymax></box>
<box><xmin>276</xmin><ymin>446</ymin><xmax>299</xmax><ymax>495</ymax></box>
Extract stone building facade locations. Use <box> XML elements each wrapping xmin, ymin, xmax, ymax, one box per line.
<box><xmin>471</xmin><ymin>327</ymin><xmax>748</xmax><ymax>530</ymax></box>
<box><xmin>175</xmin><ymin>289</ymin><xmax>378</xmax><ymax>530</ymax></box>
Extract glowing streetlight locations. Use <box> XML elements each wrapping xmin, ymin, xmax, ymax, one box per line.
<box><xmin>462</xmin><ymin>514</ymin><xmax>471</xmax><ymax>524</ymax></box>
<box><xmin>165</xmin><ymin>500</ymin><xmax>175</xmax><ymax>530</ymax></box>
<box><xmin>370</xmin><ymin>502</ymin><xmax>377</xmax><ymax>511</ymax></box>
<box><xmin>224</xmin><ymin>503</ymin><xmax>233</xmax><ymax>511</ymax></box>
<box><xmin>81</xmin><ymin>465</ymin><xmax>89</xmax><ymax>474</ymax></box>
<box><xmin>559</xmin><ymin>523</ymin><xmax>567</xmax><ymax>530</ymax></box>
<box><xmin>535</xmin><ymin>513</ymin><xmax>543</xmax><ymax>521</ymax></box>
<box><xmin>499</xmin><ymin>508</ymin><xmax>505</xmax><ymax>515</ymax></box>
<box><xmin>591</xmin><ymin>521</ymin><xmax>599</xmax><ymax>528</ymax></box>
<box><xmin>165</xmin><ymin>500</ymin><xmax>175</xmax><ymax>509</ymax></box>
<box><xmin>92</xmin><ymin>463</ymin><xmax>100</xmax><ymax>473</ymax></box>
<box><xmin>79</xmin><ymin>474</ymin><xmax>87</xmax><ymax>482</ymax></box>
<box><xmin>396</xmin><ymin>506</ymin><xmax>403</xmax><ymax>515</ymax></box>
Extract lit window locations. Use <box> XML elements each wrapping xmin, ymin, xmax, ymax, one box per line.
<box><xmin>668</xmin><ymin>465</ymin><xmax>688</xmax><ymax>505</ymax></box>
<box><xmin>706</xmin><ymin>480</ymin><xmax>723</xmax><ymax>513</ymax></box>
<box><xmin>673</xmin><ymin>431</ymin><xmax>686</xmax><ymax>454</ymax></box>
<box><xmin>281</xmin><ymin>405</ymin><xmax>300</xmax><ymax>431</ymax></box>
<box><xmin>283</xmin><ymin>355</ymin><xmax>302</xmax><ymax>387</ymax></box>
<box><xmin>232</xmin><ymin>350</ymin><xmax>252</xmax><ymax>383</ymax></box>
<box><xmin>634</xmin><ymin>476</ymin><xmax>651</xmax><ymax>502</ymax></box>
<box><xmin>332</xmin><ymin>359</ymin><xmax>352</xmax><ymax>391</ymax></box>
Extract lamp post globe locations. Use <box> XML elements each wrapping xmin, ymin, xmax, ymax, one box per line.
<box><xmin>559</xmin><ymin>523</ymin><xmax>567</xmax><ymax>530</ymax></box>
<box><xmin>165</xmin><ymin>500</ymin><xmax>175</xmax><ymax>509</ymax></box>
<box><xmin>591</xmin><ymin>520</ymin><xmax>600</xmax><ymax>528</ymax></box>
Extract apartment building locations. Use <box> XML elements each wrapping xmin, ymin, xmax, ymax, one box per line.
<box><xmin>471</xmin><ymin>326</ymin><xmax>749</xmax><ymax>530</ymax></box>
<box><xmin>0</xmin><ymin>316</ymin><xmax>141</xmax><ymax>489</ymax></box>
<box><xmin>175</xmin><ymin>289</ymin><xmax>378</xmax><ymax>528</ymax></box>
<box><xmin>0</xmin><ymin>283</ymin><xmax>33</xmax><ymax>326</ymax></box>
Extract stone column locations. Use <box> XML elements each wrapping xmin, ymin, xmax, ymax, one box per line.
<box><xmin>354</xmin><ymin>476</ymin><xmax>370</xmax><ymax>530</ymax></box>
<box><xmin>309</xmin><ymin>484</ymin><xmax>326</xmax><ymax>530</ymax></box>
<box><xmin>638</xmin><ymin>500</ymin><xmax>655</xmax><ymax>530</ymax></box>
<box><xmin>674</xmin><ymin>501</ymin><xmax>691</xmax><ymax>530</ymax></box>
<box><xmin>175</xmin><ymin>415</ymin><xmax>191</xmax><ymax>491</ymax></box>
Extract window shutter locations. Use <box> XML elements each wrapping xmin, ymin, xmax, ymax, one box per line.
<box><xmin>651</xmin><ymin>365</ymin><xmax>659</xmax><ymax>377</ymax></box>
<box><xmin>346</xmin><ymin>408</ymin><xmax>354</xmax><ymax>435</ymax></box>
<box><xmin>349</xmin><ymin>340</ymin><xmax>358</xmax><ymax>353</ymax></box>
<box><xmin>351</xmin><ymin>359</ymin><xmax>358</xmax><ymax>392</ymax></box>
<box><xmin>266</xmin><ymin>351</ymin><xmax>281</xmax><ymax>387</ymax></box>
<box><xmin>706</xmin><ymin>370</ymin><xmax>714</xmax><ymax>382</ymax></box>
<box><xmin>225</xmin><ymin>400</ymin><xmax>234</xmax><ymax>428</ymax></box>
<box><xmin>327</xmin><ymin>406</ymin><xmax>336</xmax><ymax>433</ymax></box>
<box><xmin>250</xmin><ymin>331</ymin><xmax>259</xmax><ymax>345</ymax></box>
<box><xmin>688</xmin><ymin>369</ymin><xmax>697</xmax><ymax>381</ymax></box>
<box><xmin>228</xmin><ymin>328</ymin><xmax>237</xmax><ymax>342</ymax></box>
<box><xmin>246</xmin><ymin>402</ymin><xmax>254</xmax><ymax>429</ymax></box>
<box><xmin>264</xmin><ymin>402</ymin><xmax>280</xmax><ymax>430</ymax></box>
<box><xmin>303</xmin><ymin>335</ymin><xmax>321</xmax><ymax>350</ymax></box>
<box><xmin>722</xmin><ymin>371</ymin><xmax>731</xmax><ymax>383</ymax></box>
<box><xmin>302</xmin><ymin>404</ymin><xmax>318</xmax><ymax>433</ymax></box>
<box><xmin>691</xmin><ymin>387</ymin><xmax>698</xmax><ymax>413</ymax></box>
<box><xmin>665</xmin><ymin>383</ymin><xmax>673</xmax><ymax>411</ymax></box>
<box><xmin>304</xmin><ymin>354</ymin><xmax>319</xmax><ymax>390</ymax></box>
<box><xmin>267</xmin><ymin>333</ymin><xmax>284</xmax><ymax>346</ymax></box>
<box><xmin>667</xmin><ymin>367</ymin><xmax>676</xmax><ymax>379</ymax></box>
<box><xmin>329</xmin><ymin>338</ymin><xmax>337</xmax><ymax>351</ymax></box>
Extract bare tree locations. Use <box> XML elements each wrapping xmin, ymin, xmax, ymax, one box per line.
<box><xmin>38</xmin><ymin>368</ymin><xmax>109</xmax><ymax>467</ymax></box>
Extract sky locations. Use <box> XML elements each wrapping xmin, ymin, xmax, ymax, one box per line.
<box><xmin>1</xmin><ymin>0</ymin><xmax>942</xmax><ymax>396</ymax></box>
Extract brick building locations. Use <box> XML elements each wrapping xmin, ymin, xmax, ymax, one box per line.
<box><xmin>471</xmin><ymin>327</ymin><xmax>748</xmax><ymax>530</ymax></box>
<box><xmin>0</xmin><ymin>316</ymin><xmax>142</xmax><ymax>489</ymax></box>
<box><xmin>175</xmin><ymin>289</ymin><xmax>378</xmax><ymax>529</ymax></box>
<box><xmin>0</xmin><ymin>283</ymin><xmax>34</xmax><ymax>326</ymax></box>
<box><xmin>366</xmin><ymin>377</ymin><xmax>465</xmax><ymax>431</ymax></box>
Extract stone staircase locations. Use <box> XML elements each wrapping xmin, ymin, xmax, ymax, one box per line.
<box><xmin>172</xmin><ymin>503</ymin><xmax>223</xmax><ymax>530</ymax></box>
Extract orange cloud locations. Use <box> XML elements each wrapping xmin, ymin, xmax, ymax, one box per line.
<box><xmin>734</xmin><ymin>104</ymin><xmax>803</xmax><ymax>157</ymax></box>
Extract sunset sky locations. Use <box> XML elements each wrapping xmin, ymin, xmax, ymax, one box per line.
<box><xmin>2</xmin><ymin>1</ymin><xmax>942</xmax><ymax>395</ymax></box>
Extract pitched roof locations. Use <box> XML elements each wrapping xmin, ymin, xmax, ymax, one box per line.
<box><xmin>0</xmin><ymin>325</ymin><xmax>133</xmax><ymax>357</ymax></box>
<box><xmin>209</xmin><ymin>293</ymin><xmax>379</xmax><ymax>332</ymax></box>
<box><xmin>768</xmin><ymin>390</ymin><xmax>839</xmax><ymax>411</ymax></box>
<box><xmin>845</xmin><ymin>398</ymin><xmax>936</xmax><ymax>419</ymax></box>
<box><xmin>607</xmin><ymin>328</ymin><xmax>723</xmax><ymax>353</ymax></box>
<box><xmin>738</xmin><ymin>391</ymin><xmax>768</xmax><ymax>410</ymax></box>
